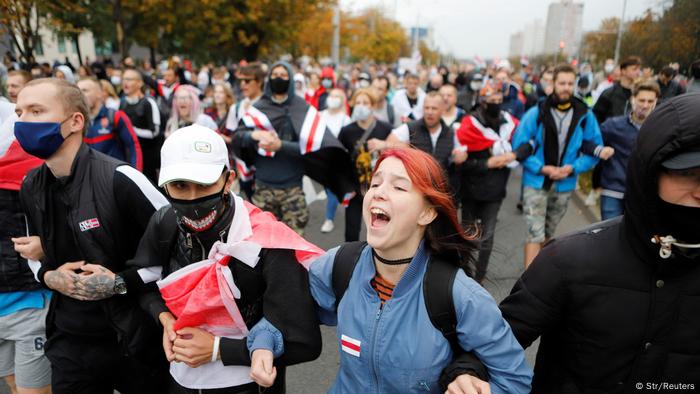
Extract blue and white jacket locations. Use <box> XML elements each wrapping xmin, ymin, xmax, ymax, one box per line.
<box><xmin>512</xmin><ymin>100</ymin><xmax>602</xmax><ymax>193</ymax></box>
<box><xmin>308</xmin><ymin>242</ymin><xmax>532</xmax><ymax>394</ymax></box>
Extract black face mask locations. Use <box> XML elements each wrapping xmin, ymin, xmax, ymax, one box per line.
<box><xmin>269</xmin><ymin>77</ymin><xmax>290</xmax><ymax>95</ymax></box>
<box><xmin>168</xmin><ymin>183</ymin><xmax>229</xmax><ymax>233</ymax></box>
<box><xmin>657</xmin><ymin>199</ymin><xmax>700</xmax><ymax>245</ymax></box>
<box><xmin>485</xmin><ymin>102</ymin><xmax>501</xmax><ymax>118</ymax></box>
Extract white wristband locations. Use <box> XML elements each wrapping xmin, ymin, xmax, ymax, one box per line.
<box><xmin>211</xmin><ymin>336</ymin><xmax>221</xmax><ymax>363</ymax></box>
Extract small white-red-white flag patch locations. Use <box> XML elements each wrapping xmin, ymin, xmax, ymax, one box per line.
<box><xmin>79</xmin><ymin>218</ymin><xmax>100</xmax><ymax>232</ymax></box>
<box><xmin>340</xmin><ymin>334</ymin><xmax>361</xmax><ymax>357</ymax></box>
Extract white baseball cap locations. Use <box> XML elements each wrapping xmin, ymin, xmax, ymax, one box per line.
<box><xmin>158</xmin><ymin>124</ymin><xmax>230</xmax><ymax>187</ymax></box>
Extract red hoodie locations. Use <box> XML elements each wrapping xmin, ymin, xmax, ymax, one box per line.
<box><xmin>0</xmin><ymin>117</ymin><xmax>43</xmax><ymax>191</ymax></box>
<box><xmin>305</xmin><ymin>67</ymin><xmax>336</xmax><ymax>110</ymax></box>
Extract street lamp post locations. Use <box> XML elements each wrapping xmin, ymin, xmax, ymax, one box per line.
<box><xmin>613</xmin><ymin>0</ymin><xmax>628</xmax><ymax>64</ymax></box>
<box><xmin>331</xmin><ymin>2</ymin><xmax>340</xmax><ymax>65</ymax></box>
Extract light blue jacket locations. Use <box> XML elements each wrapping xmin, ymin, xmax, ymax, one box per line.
<box><xmin>308</xmin><ymin>242</ymin><xmax>532</xmax><ymax>393</ymax></box>
<box><xmin>512</xmin><ymin>103</ymin><xmax>602</xmax><ymax>192</ymax></box>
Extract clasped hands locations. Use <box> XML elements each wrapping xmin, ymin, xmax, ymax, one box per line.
<box><xmin>159</xmin><ymin>312</ymin><xmax>277</xmax><ymax>387</ymax></box>
<box><xmin>13</xmin><ymin>236</ymin><xmax>117</xmax><ymax>301</ymax></box>
<box><xmin>251</xmin><ymin>129</ymin><xmax>282</xmax><ymax>153</ymax></box>
<box><xmin>541</xmin><ymin>164</ymin><xmax>573</xmax><ymax>180</ymax></box>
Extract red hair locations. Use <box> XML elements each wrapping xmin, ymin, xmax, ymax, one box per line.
<box><xmin>374</xmin><ymin>148</ymin><xmax>477</xmax><ymax>274</ymax></box>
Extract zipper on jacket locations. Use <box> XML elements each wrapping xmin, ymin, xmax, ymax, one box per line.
<box><xmin>369</xmin><ymin>304</ymin><xmax>383</xmax><ymax>394</ymax></box>
<box><xmin>194</xmin><ymin>236</ymin><xmax>206</xmax><ymax>259</ymax></box>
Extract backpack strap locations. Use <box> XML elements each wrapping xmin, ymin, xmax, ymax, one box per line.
<box><xmin>423</xmin><ymin>256</ymin><xmax>461</xmax><ymax>354</ymax></box>
<box><xmin>331</xmin><ymin>241</ymin><xmax>367</xmax><ymax>309</ymax></box>
<box><xmin>387</xmin><ymin>102</ymin><xmax>395</xmax><ymax>125</ymax></box>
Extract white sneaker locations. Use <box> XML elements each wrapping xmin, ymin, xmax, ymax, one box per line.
<box><xmin>585</xmin><ymin>190</ymin><xmax>598</xmax><ymax>206</ymax></box>
<box><xmin>320</xmin><ymin>219</ymin><xmax>335</xmax><ymax>233</ymax></box>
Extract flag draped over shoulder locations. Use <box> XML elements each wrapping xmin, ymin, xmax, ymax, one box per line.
<box><xmin>157</xmin><ymin>194</ymin><xmax>324</xmax><ymax>334</ymax></box>
<box><xmin>456</xmin><ymin>112</ymin><xmax>519</xmax><ymax>154</ymax></box>
<box><xmin>231</xmin><ymin>95</ymin><xmax>358</xmax><ymax>204</ymax></box>
<box><xmin>156</xmin><ymin>194</ymin><xmax>324</xmax><ymax>389</ymax></box>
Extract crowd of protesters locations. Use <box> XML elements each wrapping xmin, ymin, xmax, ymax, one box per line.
<box><xmin>1</xmin><ymin>48</ymin><xmax>700</xmax><ymax>393</ymax></box>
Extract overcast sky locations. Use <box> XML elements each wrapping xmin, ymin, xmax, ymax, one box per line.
<box><xmin>340</xmin><ymin>0</ymin><xmax>662</xmax><ymax>58</ymax></box>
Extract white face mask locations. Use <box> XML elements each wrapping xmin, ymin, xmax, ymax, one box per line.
<box><xmin>111</xmin><ymin>76</ymin><xmax>122</xmax><ymax>86</ymax></box>
<box><xmin>470</xmin><ymin>81</ymin><xmax>483</xmax><ymax>92</ymax></box>
<box><xmin>352</xmin><ymin>105</ymin><xmax>372</xmax><ymax>121</ymax></box>
<box><xmin>604</xmin><ymin>64</ymin><xmax>615</xmax><ymax>74</ymax></box>
<box><xmin>326</xmin><ymin>96</ymin><xmax>342</xmax><ymax>110</ymax></box>
<box><xmin>359</xmin><ymin>79</ymin><xmax>370</xmax><ymax>88</ymax></box>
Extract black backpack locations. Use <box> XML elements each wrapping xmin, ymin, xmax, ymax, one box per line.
<box><xmin>331</xmin><ymin>241</ymin><xmax>461</xmax><ymax>353</ymax></box>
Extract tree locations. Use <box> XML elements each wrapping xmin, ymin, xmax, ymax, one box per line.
<box><xmin>620</xmin><ymin>11</ymin><xmax>662</xmax><ymax>69</ymax></box>
<box><xmin>292</xmin><ymin>5</ymin><xmax>411</xmax><ymax>64</ymax></box>
<box><xmin>44</xmin><ymin>0</ymin><xmax>111</xmax><ymax>65</ymax></box>
<box><xmin>293</xmin><ymin>4</ymin><xmax>335</xmax><ymax>59</ymax></box>
<box><xmin>581</xmin><ymin>17</ymin><xmax>619</xmax><ymax>65</ymax></box>
<box><xmin>655</xmin><ymin>0</ymin><xmax>700</xmax><ymax>71</ymax></box>
<box><xmin>418</xmin><ymin>41</ymin><xmax>439</xmax><ymax>66</ymax></box>
<box><xmin>0</xmin><ymin>0</ymin><xmax>45</xmax><ymax>64</ymax></box>
<box><xmin>581</xmin><ymin>1</ymin><xmax>700</xmax><ymax>72</ymax></box>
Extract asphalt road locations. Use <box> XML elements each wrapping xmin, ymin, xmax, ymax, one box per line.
<box><xmin>0</xmin><ymin>168</ymin><xmax>592</xmax><ymax>394</ymax></box>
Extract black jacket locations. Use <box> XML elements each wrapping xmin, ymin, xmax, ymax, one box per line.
<box><xmin>502</xmin><ymin>93</ymin><xmax>700</xmax><ymax>393</ymax></box>
<box><xmin>407</xmin><ymin>118</ymin><xmax>454</xmax><ymax>172</ymax></box>
<box><xmin>0</xmin><ymin>189</ymin><xmax>41</xmax><ymax>292</ymax></box>
<box><xmin>20</xmin><ymin>144</ymin><xmax>164</xmax><ymax>355</ymax></box>
<box><xmin>459</xmin><ymin>111</ymin><xmax>532</xmax><ymax>202</ymax></box>
<box><xmin>126</xmin><ymin>202</ymin><xmax>322</xmax><ymax>369</ymax></box>
<box><xmin>657</xmin><ymin>78</ymin><xmax>685</xmax><ymax>103</ymax></box>
<box><xmin>593</xmin><ymin>82</ymin><xmax>631</xmax><ymax>124</ymax></box>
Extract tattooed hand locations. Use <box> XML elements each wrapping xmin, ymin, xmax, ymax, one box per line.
<box><xmin>73</xmin><ymin>264</ymin><xmax>116</xmax><ymax>301</ymax></box>
<box><xmin>44</xmin><ymin>261</ymin><xmax>86</xmax><ymax>297</ymax></box>
<box><xmin>44</xmin><ymin>262</ymin><xmax>117</xmax><ymax>301</ymax></box>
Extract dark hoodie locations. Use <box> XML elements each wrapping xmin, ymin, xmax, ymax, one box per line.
<box><xmin>237</xmin><ymin>61</ymin><xmax>308</xmax><ymax>188</ymax></box>
<box><xmin>232</xmin><ymin>61</ymin><xmax>357</xmax><ymax>196</ymax></box>
<box><xmin>493</xmin><ymin>93</ymin><xmax>700</xmax><ymax>392</ymax></box>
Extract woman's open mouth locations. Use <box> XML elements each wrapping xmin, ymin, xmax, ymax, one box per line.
<box><xmin>370</xmin><ymin>207</ymin><xmax>391</xmax><ymax>228</ymax></box>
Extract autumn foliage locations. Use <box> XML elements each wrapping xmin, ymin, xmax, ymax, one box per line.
<box><xmin>2</xmin><ymin>0</ymin><xmax>418</xmax><ymax>64</ymax></box>
<box><xmin>582</xmin><ymin>0</ymin><xmax>700</xmax><ymax>71</ymax></box>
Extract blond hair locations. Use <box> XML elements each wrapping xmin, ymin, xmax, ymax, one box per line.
<box><xmin>213</xmin><ymin>82</ymin><xmax>235</xmax><ymax>108</ymax></box>
<box><xmin>350</xmin><ymin>87</ymin><xmax>378</xmax><ymax>107</ymax></box>
<box><xmin>99</xmin><ymin>79</ymin><xmax>119</xmax><ymax>99</ymax></box>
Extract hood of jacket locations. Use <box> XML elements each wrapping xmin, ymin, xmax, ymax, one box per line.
<box><xmin>321</xmin><ymin>66</ymin><xmax>336</xmax><ymax>86</ymax></box>
<box><xmin>624</xmin><ymin>92</ymin><xmax>700</xmax><ymax>262</ymax></box>
<box><xmin>264</xmin><ymin>61</ymin><xmax>296</xmax><ymax>104</ymax></box>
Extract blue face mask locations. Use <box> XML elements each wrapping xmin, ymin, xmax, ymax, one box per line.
<box><xmin>14</xmin><ymin>119</ymin><xmax>70</xmax><ymax>159</ymax></box>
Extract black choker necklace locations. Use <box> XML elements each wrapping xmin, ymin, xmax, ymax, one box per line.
<box><xmin>372</xmin><ymin>249</ymin><xmax>414</xmax><ymax>265</ymax></box>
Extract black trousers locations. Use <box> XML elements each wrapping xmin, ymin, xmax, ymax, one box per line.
<box><xmin>45</xmin><ymin>330</ymin><xmax>169</xmax><ymax>394</ymax></box>
<box><xmin>461</xmin><ymin>199</ymin><xmax>502</xmax><ymax>283</ymax></box>
<box><xmin>344</xmin><ymin>194</ymin><xmax>363</xmax><ymax>242</ymax></box>
<box><xmin>592</xmin><ymin>161</ymin><xmax>603</xmax><ymax>190</ymax></box>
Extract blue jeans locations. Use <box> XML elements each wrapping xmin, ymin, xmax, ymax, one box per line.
<box><xmin>325</xmin><ymin>188</ymin><xmax>339</xmax><ymax>221</ymax></box>
<box><xmin>600</xmin><ymin>195</ymin><xmax>624</xmax><ymax>220</ymax></box>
